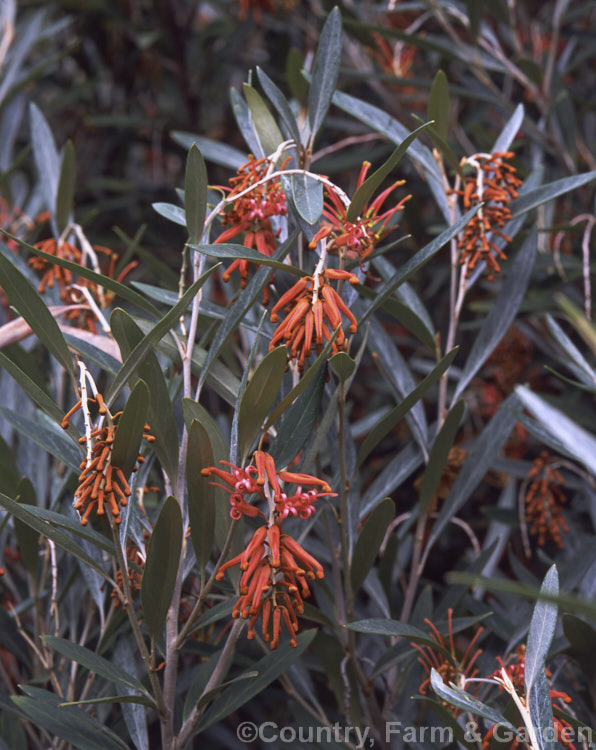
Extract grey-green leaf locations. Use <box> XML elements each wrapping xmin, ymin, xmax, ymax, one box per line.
<box><xmin>351</xmin><ymin>497</ymin><xmax>394</xmax><ymax>594</ymax></box>
<box><xmin>184</xmin><ymin>144</ymin><xmax>208</xmax><ymax>244</ymax></box>
<box><xmin>110</xmin><ymin>379</ymin><xmax>150</xmax><ymax>478</ymax></box>
<box><xmin>525</xmin><ymin>565</ymin><xmax>559</xmax><ymax>695</ymax></box>
<box><xmin>55</xmin><ymin>139</ymin><xmax>76</xmax><ymax>235</ymax></box>
<box><xmin>309</xmin><ymin>7</ymin><xmax>342</xmax><ymax>142</ymax></box>
<box><xmin>428</xmin><ymin>70</ymin><xmax>449</xmax><ymax>141</ymax></box>
<box><xmin>141</xmin><ymin>496</ymin><xmax>183</xmax><ymax>641</ymax></box>
<box><xmin>187</xmin><ymin>419</ymin><xmax>215</xmax><ymax>577</ymax></box>
<box><xmin>292</xmin><ymin>173</ymin><xmax>323</xmax><ymax>224</ymax></box>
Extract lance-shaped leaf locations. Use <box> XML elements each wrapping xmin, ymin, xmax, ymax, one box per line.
<box><xmin>190</xmin><ymin>241</ymin><xmax>305</xmax><ymax>277</ymax></box>
<box><xmin>43</xmin><ymin>636</ymin><xmax>150</xmax><ymax>697</ymax></box>
<box><xmin>111</xmin><ymin>310</ymin><xmax>179</xmax><ymax>482</ymax></box>
<box><xmin>141</xmin><ymin>496</ymin><xmax>182</xmax><ymax>641</ymax></box>
<box><xmin>347</xmin><ymin>120</ymin><xmax>433</xmax><ymax>222</ymax></box>
<box><xmin>152</xmin><ymin>202</ymin><xmax>186</xmax><ymax>227</ymax></box>
<box><xmin>291</xmin><ymin>173</ymin><xmax>323</xmax><ymax>224</ymax></box>
<box><xmin>347</xmin><ymin>619</ymin><xmax>450</xmax><ymax>659</ymax></box>
<box><xmin>418</xmin><ymin>400</ymin><xmax>465</xmax><ymax>518</ymax></box>
<box><xmin>184</xmin><ymin>143</ymin><xmax>208</xmax><ymax>245</ymax></box>
<box><xmin>351</xmin><ymin>497</ymin><xmax>394</xmax><ymax>594</ymax></box>
<box><xmin>357</xmin><ymin>347</ymin><xmax>458</xmax><ymax>468</ymax></box>
<box><xmin>525</xmin><ymin>565</ymin><xmax>559</xmax><ymax>695</ymax></box>
<box><xmin>493</xmin><ymin>103</ymin><xmax>524</xmax><ymax>153</ymax></box>
<box><xmin>171</xmin><ymin>130</ymin><xmax>247</xmax><ymax>169</ymax></box>
<box><xmin>0</xmin><ymin>349</ymin><xmax>64</xmax><ymax>423</ymax></box>
<box><xmin>29</xmin><ymin>102</ymin><xmax>60</xmax><ymax>215</ymax></box>
<box><xmin>110</xmin><ymin>379</ymin><xmax>150</xmax><ymax>478</ymax></box>
<box><xmin>453</xmin><ymin>227</ymin><xmax>537</xmax><ymax>401</ymax></box>
<box><xmin>510</xmin><ymin>171</ymin><xmax>596</xmax><ymax>218</ymax></box>
<box><xmin>428</xmin><ymin>70</ymin><xmax>450</xmax><ymax>141</ymax></box>
<box><xmin>328</xmin><ymin>351</ymin><xmax>356</xmax><ymax>382</ymax></box>
<box><xmin>309</xmin><ymin>7</ymin><xmax>342</xmax><ymax>142</ymax></box>
<box><xmin>55</xmin><ymin>139</ymin><xmax>76</xmax><ymax>235</ymax></box>
<box><xmin>256</xmin><ymin>66</ymin><xmax>302</xmax><ymax>146</ymax></box>
<box><xmin>0</xmin><ymin>248</ymin><xmax>75</xmax><ymax>380</ymax></box>
<box><xmin>237</xmin><ymin>345</ymin><xmax>287</xmax><ymax>463</ymax></box>
<box><xmin>186</xmin><ymin>419</ymin><xmax>215</xmax><ymax>578</ymax></box>
<box><xmin>243</xmin><ymin>83</ymin><xmax>284</xmax><ymax>159</ymax></box>
<box><xmin>14</xmin><ymin>477</ymin><xmax>39</xmax><ymax>577</ymax></box>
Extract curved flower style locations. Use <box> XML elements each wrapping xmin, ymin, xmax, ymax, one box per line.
<box><xmin>414</xmin><ymin>609</ymin><xmax>484</xmax><ymax>708</ymax></box>
<box><xmin>452</xmin><ymin>151</ymin><xmax>522</xmax><ymax>280</ymax></box>
<box><xmin>269</xmin><ymin>268</ymin><xmax>360</xmax><ymax>370</ymax></box>
<box><xmin>214</xmin><ymin>154</ymin><xmax>288</xmax><ymax>296</ymax></box>
<box><xmin>309</xmin><ymin>161</ymin><xmax>410</xmax><ymax>262</ymax></box>
<box><xmin>525</xmin><ymin>452</ymin><xmax>569</xmax><ymax>548</ymax></box>
<box><xmin>63</xmin><ymin>395</ymin><xmax>154</xmax><ymax>525</ymax></box>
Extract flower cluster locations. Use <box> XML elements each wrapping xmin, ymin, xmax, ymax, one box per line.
<box><xmin>215</xmin><ymin>154</ymin><xmax>288</xmax><ymax>296</ymax></box>
<box><xmin>62</xmin><ymin>395</ymin><xmax>154</xmax><ymax>526</ymax></box>
<box><xmin>525</xmin><ymin>452</ymin><xmax>569</xmax><ymax>548</ymax></box>
<box><xmin>453</xmin><ymin>151</ymin><xmax>522</xmax><ymax>279</ymax></box>
<box><xmin>414</xmin><ymin>609</ymin><xmax>484</xmax><ymax>704</ymax></box>
<box><xmin>203</xmin><ymin>450</ymin><xmax>334</xmax><ymax>648</ymax></box>
<box><xmin>483</xmin><ymin>645</ymin><xmax>576</xmax><ymax>750</ymax></box>
<box><xmin>310</xmin><ymin>161</ymin><xmax>410</xmax><ymax>263</ymax></box>
<box><xmin>29</xmin><ymin>238</ymin><xmax>135</xmax><ymax>332</ymax></box>
<box><xmin>269</xmin><ymin>268</ymin><xmax>360</xmax><ymax>370</ymax></box>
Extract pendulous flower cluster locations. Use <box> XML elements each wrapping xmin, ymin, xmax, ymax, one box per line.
<box><xmin>310</xmin><ymin>161</ymin><xmax>411</xmax><ymax>263</ymax></box>
<box><xmin>214</xmin><ymin>154</ymin><xmax>288</xmax><ymax>294</ymax></box>
<box><xmin>62</xmin><ymin>394</ymin><xmax>154</xmax><ymax>526</ymax></box>
<box><xmin>453</xmin><ymin>151</ymin><xmax>522</xmax><ymax>280</ymax></box>
<box><xmin>202</xmin><ymin>450</ymin><xmax>334</xmax><ymax>648</ymax></box>
<box><xmin>525</xmin><ymin>452</ymin><xmax>569</xmax><ymax>548</ymax></box>
<box><xmin>269</xmin><ymin>268</ymin><xmax>360</xmax><ymax>370</ymax></box>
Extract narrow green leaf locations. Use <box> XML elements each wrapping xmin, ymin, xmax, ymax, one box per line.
<box><xmin>198</xmin><ymin>630</ymin><xmax>316</xmax><ymax>731</ymax></box>
<box><xmin>510</xmin><ymin>171</ymin><xmax>596</xmax><ymax>218</ymax></box>
<box><xmin>0</xmin><ymin>349</ymin><xmax>64</xmax><ymax>423</ymax></box>
<box><xmin>187</xmin><ymin>419</ymin><xmax>215</xmax><ymax>577</ymax></box>
<box><xmin>525</xmin><ymin>565</ymin><xmax>559</xmax><ymax>694</ymax></box>
<box><xmin>263</xmin><ymin>330</ymin><xmax>337</xmax><ymax>430</ymax></box>
<box><xmin>515</xmin><ymin>386</ymin><xmax>596</xmax><ymax>476</ymax></box>
<box><xmin>14</xmin><ymin>477</ymin><xmax>39</xmax><ymax>577</ymax></box>
<box><xmin>55</xmin><ymin>139</ymin><xmax>76</xmax><ymax>235</ymax></box>
<box><xmin>243</xmin><ymin>83</ymin><xmax>284</xmax><ymax>158</ymax></box>
<box><xmin>328</xmin><ymin>351</ymin><xmax>356</xmax><ymax>382</ymax></box>
<box><xmin>412</xmin><ymin>113</ymin><xmax>462</xmax><ymax>177</ymax></box>
<box><xmin>256</xmin><ymin>66</ymin><xmax>302</xmax><ymax>146</ymax></box>
<box><xmin>4</xmin><ymin>230</ymin><xmax>160</xmax><ymax>318</ymax></box>
<box><xmin>238</xmin><ymin>345</ymin><xmax>287</xmax><ymax>461</ymax></box>
<box><xmin>428</xmin><ymin>70</ymin><xmax>449</xmax><ymax>141</ymax></box>
<box><xmin>13</xmin><ymin>686</ymin><xmax>129</xmax><ymax>750</ymax></box>
<box><xmin>0</xmin><ymin>248</ymin><xmax>75</xmax><ymax>379</ymax></box>
<box><xmin>152</xmin><ymin>202</ymin><xmax>186</xmax><ymax>227</ymax></box>
<box><xmin>291</xmin><ymin>173</ymin><xmax>323</xmax><ymax>224</ymax></box>
<box><xmin>465</xmin><ymin>0</ymin><xmax>483</xmax><ymax>41</ymax></box>
<box><xmin>106</xmin><ymin>265</ymin><xmax>218</xmax><ymax>406</ymax></box>
<box><xmin>546</xmin><ymin>314</ymin><xmax>596</xmax><ymax>386</ymax></box>
<box><xmin>453</xmin><ymin>227</ymin><xmax>537</xmax><ymax>401</ymax></box>
<box><xmin>493</xmin><ymin>103</ymin><xmax>524</xmax><ymax>153</ymax></box>
<box><xmin>190</xmin><ymin>241</ymin><xmax>305</xmax><ymax>277</ymax></box>
<box><xmin>29</xmin><ymin>102</ymin><xmax>59</xmax><ymax>214</ymax></box>
<box><xmin>346</xmin><ymin>619</ymin><xmax>451</xmax><ymax>659</ymax></box>
<box><xmin>418</xmin><ymin>400</ymin><xmax>465</xmax><ymax>517</ymax></box>
<box><xmin>184</xmin><ymin>144</ymin><xmax>208</xmax><ymax>245</ymax></box>
<box><xmin>430</xmin><ymin>670</ymin><xmax>521</xmax><ymax>734</ymax></box>
<box><xmin>141</xmin><ymin>496</ymin><xmax>183</xmax><ymax>641</ymax></box>
<box><xmin>110</xmin><ymin>311</ymin><xmax>179</xmax><ymax>482</ymax></box>
<box><xmin>351</xmin><ymin>497</ymin><xmax>394</xmax><ymax>594</ymax></box>
<box><xmin>426</xmin><ymin>393</ymin><xmax>519</xmax><ymax>551</ymax></box>
<box><xmin>270</xmin><ymin>364</ymin><xmax>326</xmax><ymax>469</ymax></box>
<box><xmin>110</xmin><ymin>380</ymin><xmax>149</xmax><ymax>478</ymax></box>
<box><xmin>357</xmin><ymin>347</ymin><xmax>458</xmax><ymax>468</ymax></box>
<box><xmin>360</xmin><ymin>204</ymin><xmax>480</xmax><ymax>323</ymax></box>
<box><xmin>528</xmin><ymin>671</ymin><xmax>555</xmax><ymax>750</ymax></box>
<box><xmin>309</xmin><ymin>7</ymin><xmax>342</xmax><ymax>141</ymax></box>
<box><xmin>171</xmin><ymin>131</ymin><xmax>246</xmax><ymax>170</ymax></box>
<box><xmin>0</xmin><ymin>493</ymin><xmax>112</xmax><ymax>581</ymax></box>
<box><xmin>21</xmin><ymin>505</ymin><xmax>116</xmax><ymax>556</ymax></box>
<box><xmin>44</xmin><ymin>636</ymin><xmax>150</xmax><ymax>696</ymax></box>
<box><xmin>285</xmin><ymin>47</ymin><xmax>308</xmax><ymax>104</ymax></box>
<box><xmin>59</xmin><ymin>695</ymin><xmax>154</xmax><ymax>708</ymax></box>
<box><xmin>347</xmin><ymin>121</ymin><xmax>433</xmax><ymax>222</ymax></box>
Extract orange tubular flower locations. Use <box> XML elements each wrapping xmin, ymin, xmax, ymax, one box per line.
<box><xmin>309</xmin><ymin>162</ymin><xmax>411</xmax><ymax>263</ymax></box>
<box><xmin>269</xmin><ymin>268</ymin><xmax>360</xmax><ymax>370</ymax></box>
<box><xmin>64</xmin><ymin>396</ymin><xmax>154</xmax><ymax>526</ymax></box>
<box><xmin>525</xmin><ymin>452</ymin><xmax>569</xmax><ymax>548</ymax></box>
<box><xmin>218</xmin><ymin>519</ymin><xmax>323</xmax><ymax>649</ymax></box>
<box><xmin>214</xmin><ymin>154</ymin><xmax>289</xmax><ymax>298</ymax></box>
<box><xmin>453</xmin><ymin>151</ymin><xmax>523</xmax><ymax>280</ymax></box>
<box><xmin>415</xmin><ymin>609</ymin><xmax>484</xmax><ymax>711</ymax></box>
